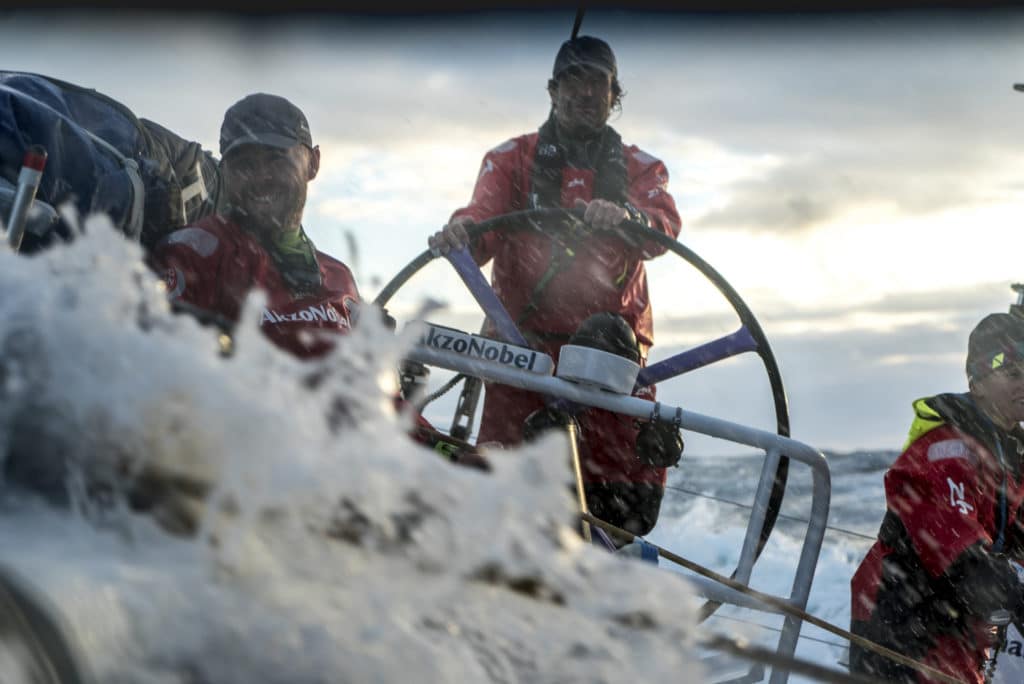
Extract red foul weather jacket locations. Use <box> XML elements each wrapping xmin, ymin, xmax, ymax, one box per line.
<box><xmin>450</xmin><ymin>130</ymin><xmax>681</xmax><ymax>487</ymax></box>
<box><xmin>150</xmin><ymin>214</ymin><xmax>488</xmax><ymax>470</ymax></box>
<box><xmin>451</xmin><ymin>131</ymin><xmax>681</xmax><ymax>351</ymax></box>
<box><xmin>151</xmin><ymin>214</ymin><xmax>359</xmax><ymax>358</ymax></box>
<box><xmin>850</xmin><ymin>393</ymin><xmax>1024</xmax><ymax>684</ymax></box>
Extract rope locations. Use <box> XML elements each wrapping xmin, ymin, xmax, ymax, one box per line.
<box><xmin>664</xmin><ymin>483</ymin><xmax>878</xmax><ymax>542</ymax></box>
<box><xmin>984</xmin><ymin>624</ymin><xmax>1008</xmax><ymax>684</ymax></box>
<box><xmin>708</xmin><ymin>612</ymin><xmax>851</xmax><ymax>651</ymax></box>
<box><xmin>701</xmin><ymin>633</ymin><xmax>882</xmax><ymax>684</ymax></box>
<box><xmin>581</xmin><ymin>512</ymin><xmax>965</xmax><ymax>684</ymax></box>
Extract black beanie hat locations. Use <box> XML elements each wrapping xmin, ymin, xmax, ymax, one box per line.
<box><xmin>966</xmin><ymin>313</ymin><xmax>1024</xmax><ymax>381</ymax></box>
<box><xmin>552</xmin><ymin>36</ymin><xmax>617</xmax><ymax>80</ymax></box>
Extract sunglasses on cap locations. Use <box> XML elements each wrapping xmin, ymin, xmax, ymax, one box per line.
<box><xmin>970</xmin><ymin>340</ymin><xmax>1024</xmax><ymax>381</ymax></box>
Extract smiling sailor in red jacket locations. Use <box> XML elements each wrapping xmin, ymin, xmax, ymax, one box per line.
<box><xmin>152</xmin><ymin>93</ymin><xmax>357</xmax><ymax>359</ymax></box>
<box><xmin>150</xmin><ymin>93</ymin><xmax>485</xmax><ymax>471</ymax></box>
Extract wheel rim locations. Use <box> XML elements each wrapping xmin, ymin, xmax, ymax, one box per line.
<box><xmin>375</xmin><ymin>208</ymin><xmax>791</xmax><ymax>621</ymax></box>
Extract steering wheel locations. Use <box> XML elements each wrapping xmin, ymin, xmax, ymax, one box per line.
<box><xmin>374</xmin><ymin>208</ymin><xmax>790</xmax><ymax>622</ymax></box>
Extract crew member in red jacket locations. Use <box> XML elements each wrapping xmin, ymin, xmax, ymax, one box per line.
<box><xmin>152</xmin><ymin>92</ymin><xmax>355</xmax><ymax>358</ymax></box>
<box><xmin>151</xmin><ymin>93</ymin><xmax>484</xmax><ymax>470</ymax></box>
<box><xmin>850</xmin><ymin>312</ymin><xmax>1024</xmax><ymax>683</ymax></box>
<box><xmin>428</xmin><ymin>36</ymin><xmax>683</xmax><ymax>536</ymax></box>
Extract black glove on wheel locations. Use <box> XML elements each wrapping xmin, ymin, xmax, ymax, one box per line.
<box><xmin>635</xmin><ymin>420</ymin><xmax>684</xmax><ymax>468</ymax></box>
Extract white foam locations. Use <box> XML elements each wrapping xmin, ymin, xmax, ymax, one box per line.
<box><xmin>0</xmin><ymin>220</ymin><xmax>706</xmax><ymax>683</ymax></box>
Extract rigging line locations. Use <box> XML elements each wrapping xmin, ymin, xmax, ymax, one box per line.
<box><xmin>664</xmin><ymin>483</ymin><xmax>877</xmax><ymax>542</ymax></box>
<box><xmin>707</xmin><ymin>613</ymin><xmax>850</xmax><ymax>651</ymax></box>
<box><xmin>581</xmin><ymin>512</ymin><xmax>962</xmax><ymax>684</ymax></box>
<box><xmin>700</xmin><ymin>634</ymin><xmax>876</xmax><ymax>684</ymax></box>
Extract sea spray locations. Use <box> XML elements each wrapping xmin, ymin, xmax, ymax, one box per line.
<box><xmin>0</xmin><ymin>219</ymin><xmax>704</xmax><ymax>683</ymax></box>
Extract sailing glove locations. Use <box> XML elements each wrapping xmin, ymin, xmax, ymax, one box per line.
<box><xmin>635</xmin><ymin>420</ymin><xmax>684</xmax><ymax>468</ymax></box>
<box><xmin>947</xmin><ymin>545</ymin><xmax>1024</xmax><ymax>621</ymax></box>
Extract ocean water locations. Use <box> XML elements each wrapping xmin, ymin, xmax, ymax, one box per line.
<box><xmin>651</xmin><ymin>449</ymin><xmax>893</xmax><ymax>682</ymax></box>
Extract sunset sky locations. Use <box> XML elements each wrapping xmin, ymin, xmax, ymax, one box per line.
<box><xmin>0</xmin><ymin>6</ymin><xmax>1021</xmax><ymax>452</ymax></box>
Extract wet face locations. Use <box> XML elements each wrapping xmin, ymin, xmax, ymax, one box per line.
<box><xmin>973</xmin><ymin>361</ymin><xmax>1024</xmax><ymax>429</ymax></box>
<box><xmin>548</xmin><ymin>65</ymin><xmax>614</xmax><ymax>139</ymax></box>
<box><xmin>221</xmin><ymin>144</ymin><xmax>317</xmax><ymax>238</ymax></box>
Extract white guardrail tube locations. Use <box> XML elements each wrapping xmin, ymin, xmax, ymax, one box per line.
<box><xmin>735</xmin><ymin>447</ymin><xmax>782</xmax><ymax>586</ymax></box>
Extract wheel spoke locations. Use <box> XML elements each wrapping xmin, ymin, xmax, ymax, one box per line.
<box><xmin>636</xmin><ymin>326</ymin><xmax>759</xmax><ymax>388</ymax></box>
<box><xmin>444</xmin><ymin>247</ymin><xmax>528</xmax><ymax>346</ymax></box>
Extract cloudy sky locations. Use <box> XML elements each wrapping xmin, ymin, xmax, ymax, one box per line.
<box><xmin>0</xmin><ymin>7</ymin><xmax>1021</xmax><ymax>453</ymax></box>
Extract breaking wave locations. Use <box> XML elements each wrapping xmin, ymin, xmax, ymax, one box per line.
<box><xmin>0</xmin><ymin>217</ymin><xmax>703</xmax><ymax>683</ymax></box>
